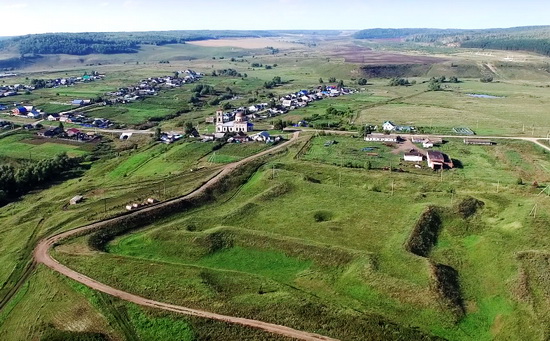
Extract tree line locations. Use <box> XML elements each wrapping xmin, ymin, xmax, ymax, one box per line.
<box><xmin>5</xmin><ymin>31</ymin><xmax>277</xmax><ymax>56</ymax></box>
<box><xmin>461</xmin><ymin>38</ymin><xmax>550</xmax><ymax>56</ymax></box>
<box><xmin>0</xmin><ymin>153</ymin><xmax>80</xmax><ymax>205</ymax></box>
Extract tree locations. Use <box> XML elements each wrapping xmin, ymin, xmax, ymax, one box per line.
<box><xmin>184</xmin><ymin>122</ymin><xmax>194</xmax><ymax>134</ymax></box>
<box><xmin>328</xmin><ymin>77</ymin><xmax>336</xmax><ymax>83</ymax></box>
<box><xmin>449</xmin><ymin>76</ymin><xmax>459</xmax><ymax>83</ymax></box>
<box><xmin>58</xmin><ymin>121</ymin><xmax>64</xmax><ymax>132</ymax></box>
<box><xmin>480</xmin><ymin>76</ymin><xmax>493</xmax><ymax>83</ymax></box>
<box><xmin>337</xmin><ymin>80</ymin><xmax>345</xmax><ymax>89</ymax></box>
<box><xmin>357</xmin><ymin>78</ymin><xmax>368</xmax><ymax>85</ymax></box>
<box><xmin>319</xmin><ymin>78</ymin><xmax>324</xmax><ymax>84</ymax></box>
<box><xmin>428</xmin><ymin>80</ymin><xmax>442</xmax><ymax>91</ymax></box>
<box><xmin>153</xmin><ymin>127</ymin><xmax>161</xmax><ymax>141</ymax></box>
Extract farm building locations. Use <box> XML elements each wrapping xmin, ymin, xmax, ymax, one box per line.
<box><xmin>463</xmin><ymin>139</ymin><xmax>495</xmax><ymax>145</ymax></box>
<box><xmin>383</xmin><ymin>121</ymin><xmax>415</xmax><ymax>132</ymax></box>
<box><xmin>69</xmin><ymin>195</ymin><xmax>83</xmax><ymax>205</ymax></box>
<box><xmin>427</xmin><ymin>151</ymin><xmax>454</xmax><ymax>169</ymax></box>
<box><xmin>411</xmin><ymin>135</ymin><xmax>442</xmax><ymax>145</ymax></box>
<box><xmin>404</xmin><ymin>152</ymin><xmax>424</xmax><ymax>162</ymax></box>
<box><xmin>364</xmin><ymin>133</ymin><xmax>401</xmax><ymax>142</ymax></box>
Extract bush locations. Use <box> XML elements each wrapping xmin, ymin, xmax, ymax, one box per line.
<box><xmin>455</xmin><ymin>196</ymin><xmax>484</xmax><ymax>218</ymax></box>
<box><xmin>313</xmin><ymin>210</ymin><xmax>333</xmax><ymax>222</ymax></box>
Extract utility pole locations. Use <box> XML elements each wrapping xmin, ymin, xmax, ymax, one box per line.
<box><xmin>339</xmin><ymin>172</ymin><xmax>342</xmax><ymax>188</ymax></box>
<box><xmin>163</xmin><ymin>179</ymin><xmax>166</xmax><ymax>199</ymax></box>
<box><xmin>497</xmin><ymin>180</ymin><xmax>500</xmax><ymax>193</ymax></box>
<box><xmin>104</xmin><ymin>198</ymin><xmax>107</xmax><ymax>214</ymax></box>
<box><xmin>391</xmin><ymin>180</ymin><xmax>394</xmax><ymax>196</ymax></box>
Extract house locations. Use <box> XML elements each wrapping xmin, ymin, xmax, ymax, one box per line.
<box><xmin>364</xmin><ymin>133</ymin><xmax>401</xmax><ymax>142</ymax></box>
<box><xmin>382</xmin><ymin>121</ymin><xmax>397</xmax><ymax>131</ymax></box>
<box><xmin>426</xmin><ymin>150</ymin><xmax>454</xmax><ymax>169</ymax></box>
<box><xmin>72</xmin><ymin>99</ymin><xmax>85</xmax><ymax>106</ymax></box>
<box><xmin>383</xmin><ymin>121</ymin><xmax>415</xmax><ymax>132</ymax></box>
<box><xmin>69</xmin><ymin>195</ymin><xmax>83</xmax><ymax>205</ymax></box>
<box><xmin>27</xmin><ymin>111</ymin><xmax>41</xmax><ymax>119</ymax></box>
<box><xmin>12</xmin><ymin>107</ymin><xmax>27</xmax><ymax>115</ymax></box>
<box><xmin>251</xmin><ymin>131</ymin><xmax>275</xmax><ymax>143</ymax></box>
<box><xmin>47</xmin><ymin>114</ymin><xmax>60</xmax><ymax>121</ymax></box>
<box><xmin>205</xmin><ymin>116</ymin><xmax>215</xmax><ymax>124</ymax></box>
<box><xmin>423</xmin><ymin>140</ymin><xmax>434</xmax><ymax>148</ymax></box>
<box><xmin>404</xmin><ymin>152</ymin><xmax>424</xmax><ymax>162</ymax></box>
<box><xmin>66</xmin><ymin>128</ymin><xmax>81</xmax><ymax>137</ymax></box>
<box><xmin>463</xmin><ymin>139</ymin><xmax>495</xmax><ymax>146</ymax></box>
<box><xmin>42</xmin><ymin>126</ymin><xmax>63</xmax><ymax>137</ymax></box>
<box><xmin>201</xmin><ymin>134</ymin><xmax>215</xmax><ymax>141</ymax></box>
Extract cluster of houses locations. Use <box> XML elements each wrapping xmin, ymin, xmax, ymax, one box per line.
<box><xmin>105</xmin><ymin>69</ymin><xmax>202</xmax><ymax>104</ymax></box>
<box><xmin>37</xmin><ymin>126</ymin><xmax>99</xmax><ymax>141</ymax></box>
<box><xmin>10</xmin><ymin>105</ymin><xmax>43</xmax><ymax>119</ymax></box>
<box><xmin>45</xmin><ymin>112</ymin><xmax>112</xmax><ymax>128</ymax></box>
<box><xmin>0</xmin><ymin>73</ymin><xmax>104</xmax><ymax>98</ymax></box>
<box><xmin>278</xmin><ymin>86</ymin><xmax>355</xmax><ymax>111</ymax></box>
<box><xmin>0</xmin><ymin>84</ymin><xmax>31</xmax><ymax>98</ymax></box>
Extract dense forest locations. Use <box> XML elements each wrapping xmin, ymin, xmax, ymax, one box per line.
<box><xmin>5</xmin><ymin>31</ymin><xmax>277</xmax><ymax>55</ymax></box>
<box><xmin>0</xmin><ymin>153</ymin><xmax>80</xmax><ymax>206</ymax></box>
<box><xmin>461</xmin><ymin>38</ymin><xmax>550</xmax><ymax>56</ymax></box>
<box><xmin>354</xmin><ymin>26</ymin><xmax>550</xmax><ymax>56</ymax></box>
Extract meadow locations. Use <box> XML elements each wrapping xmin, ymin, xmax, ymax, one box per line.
<box><xmin>49</xmin><ymin>133</ymin><xmax>550</xmax><ymax>340</ymax></box>
<box><xmin>2</xmin><ymin>32</ymin><xmax>550</xmax><ymax>341</ymax></box>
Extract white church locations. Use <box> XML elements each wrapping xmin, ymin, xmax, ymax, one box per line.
<box><xmin>215</xmin><ymin>110</ymin><xmax>254</xmax><ymax>133</ymax></box>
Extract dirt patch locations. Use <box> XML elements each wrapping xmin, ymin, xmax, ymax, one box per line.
<box><xmin>429</xmin><ymin>262</ymin><xmax>465</xmax><ymax>319</ymax></box>
<box><xmin>361</xmin><ymin>64</ymin><xmax>434</xmax><ymax>78</ymax></box>
<box><xmin>187</xmin><ymin>38</ymin><xmax>301</xmax><ymax>49</ymax></box>
<box><xmin>392</xmin><ymin>139</ymin><xmax>425</xmax><ymax>155</ymax></box>
<box><xmin>330</xmin><ymin>45</ymin><xmax>445</xmax><ymax>65</ymax></box>
<box><xmin>22</xmin><ymin>137</ymin><xmax>83</xmax><ymax>146</ymax></box>
<box><xmin>405</xmin><ymin>206</ymin><xmax>442</xmax><ymax>257</ymax></box>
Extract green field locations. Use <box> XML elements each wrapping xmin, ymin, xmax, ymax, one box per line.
<box><xmin>2</xmin><ymin>32</ymin><xmax>550</xmax><ymax>341</ymax></box>
<box><xmin>0</xmin><ymin>133</ymin><xmax>90</xmax><ymax>160</ymax></box>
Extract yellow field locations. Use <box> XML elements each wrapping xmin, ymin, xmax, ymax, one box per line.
<box><xmin>187</xmin><ymin>37</ymin><xmax>301</xmax><ymax>49</ymax></box>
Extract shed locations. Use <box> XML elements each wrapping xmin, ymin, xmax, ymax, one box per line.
<box><xmin>69</xmin><ymin>195</ymin><xmax>83</xmax><ymax>205</ymax></box>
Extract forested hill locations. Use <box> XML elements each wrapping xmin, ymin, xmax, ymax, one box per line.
<box><xmin>2</xmin><ymin>31</ymin><xmax>277</xmax><ymax>56</ymax></box>
<box><xmin>354</xmin><ymin>26</ymin><xmax>550</xmax><ymax>56</ymax></box>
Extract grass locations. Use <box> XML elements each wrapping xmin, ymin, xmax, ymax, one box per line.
<box><xmin>65</xmin><ymin>137</ymin><xmax>550</xmax><ymax>340</ymax></box>
<box><xmin>301</xmin><ymin>135</ymin><xmax>401</xmax><ymax>169</ymax></box>
<box><xmin>0</xmin><ymin>133</ymin><xmax>90</xmax><ymax>160</ymax></box>
<box><xmin>4</xmin><ymin>35</ymin><xmax>550</xmax><ymax>341</ymax></box>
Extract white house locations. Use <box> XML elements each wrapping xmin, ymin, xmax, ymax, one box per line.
<box><xmin>404</xmin><ymin>152</ymin><xmax>424</xmax><ymax>162</ymax></box>
<box><xmin>383</xmin><ymin>121</ymin><xmax>397</xmax><ymax>131</ymax></box>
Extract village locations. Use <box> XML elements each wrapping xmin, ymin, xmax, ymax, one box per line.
<box><xmin>104</xmin><ymin>69</ymin><xmax>203</xmax><ymax>104</ymax></box>
<box><xmin>363</xmin><ymin>120</ymin><xmax>495</xmax><ymax>170</ymax></box>
<box><xmin>0</xmin><ymin>72</ymin><xmax>104</xmax><ymax>98</ymax></box>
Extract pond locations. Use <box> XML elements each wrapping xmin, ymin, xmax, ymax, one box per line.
<box><xmin>467</xmin><ymin>94</ymin><xmax>504</xmax><ymax>99</ymax></box>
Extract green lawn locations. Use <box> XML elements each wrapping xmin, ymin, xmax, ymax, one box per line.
<box><xmin>0</xmin><ymin>133</ymin><xmax>89</xmax><ymax>160</ymax></box>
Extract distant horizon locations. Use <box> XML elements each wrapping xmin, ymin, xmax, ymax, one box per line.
<box><xmin>1</xmin><ymin>0</ymin><xmax>550</xmax><ymax>37</ymax></box>
<box><xmin>1</xmin><ymin>25</ymin><xmax>550</xmax><ymax>39</ymax></box>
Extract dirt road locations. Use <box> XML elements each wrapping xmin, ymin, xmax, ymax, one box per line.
<box><xmin>33</xmin><ymin>132</ymin><xmax>340</xmax><ymax>341</ymax></box>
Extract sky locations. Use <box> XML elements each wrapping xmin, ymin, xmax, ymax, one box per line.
<box><xmin>1</xmin><ymin>0</ymin><xmax>549</xmax><ymax>36</ymax></box>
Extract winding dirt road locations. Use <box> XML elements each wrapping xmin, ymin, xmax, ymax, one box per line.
<box><xmin>33</xmin><ymin>132</ymin><xmax>340</xmax><ymax>341</ymax></box>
